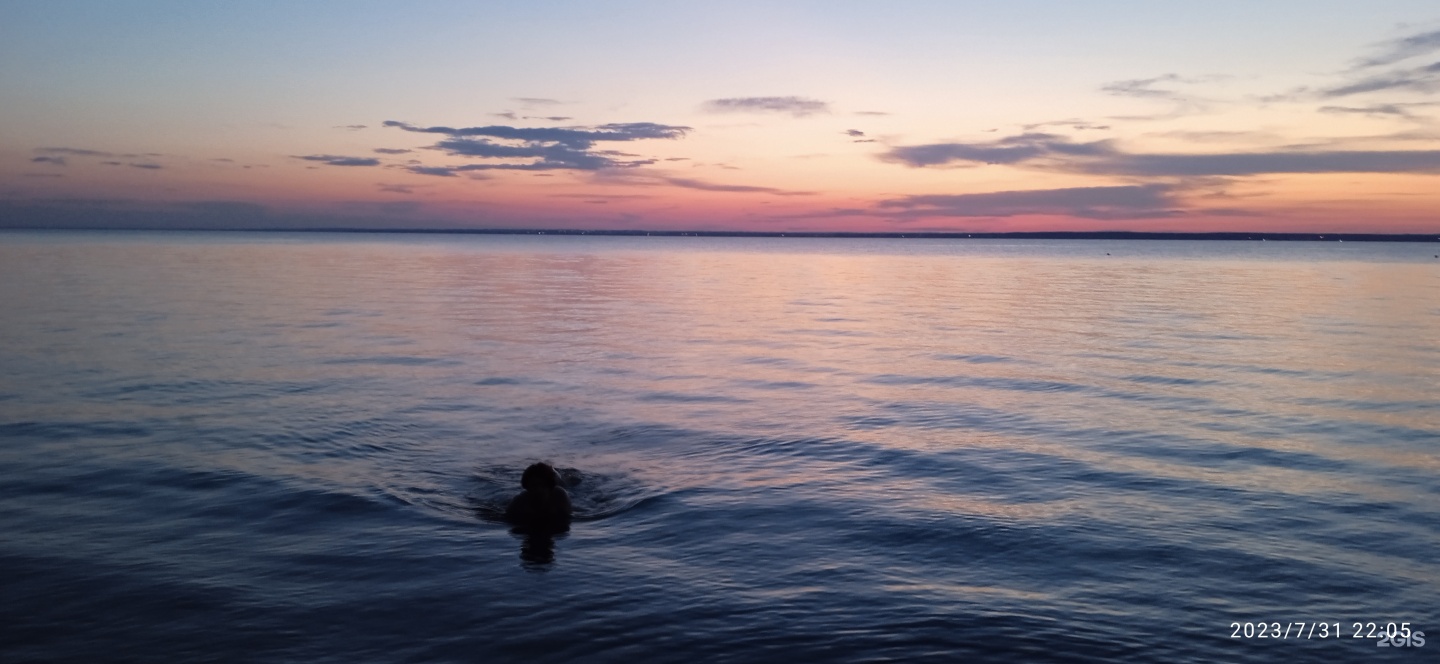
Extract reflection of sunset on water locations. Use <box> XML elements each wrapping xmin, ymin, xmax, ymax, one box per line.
<box><xmin>3</xmin><ymin>232</ymin><xmax>1437</xmax><ymax>661</ymax></box>
<box><xmin>123</xmin><ymin>233</ymin><xmax>1434</xmax><ymax>508</ymax></box>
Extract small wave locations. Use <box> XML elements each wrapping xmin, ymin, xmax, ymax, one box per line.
<box><xmin>738</xmin><ymin>356</ymin><xmax>795</xmax><ymax>366</ymax></box>
<box><xmin>475</xmin><ymin>376</ymin><xmax>527</xmax><ymax>386</ymax></box>
<box><xmin>780</xmin><ymin>327</ymin><xmax>872</xmax><ymax>337</ymax></box>
<box><xmin>637</xmin><ymin>391</ymin><xmax>749</xmax><ymax>404</ymax></box>
<box><xmin>1289</xmin><ymin>396</ymin><xmax>1440</xmax><ymax>413</ymax></box>
<box><xmin>320</xmin><ymin>356</ymin><xmax>461</xmax><ymax>367</ymax></box>
<box><xmin>78</xmin><ymin>378</ymin><xmax>330</xmax><ymax>406</ymax></box>
<box><xmin>732</xmin><ymin>379</ymin><xmax>816</xmax><ymax>390</ymax></box>
<box><xmin>933</xmin><ymin>353</ymin><xmax>1017</xmax><ymax>364</ymax></box>
<box><xmin>247</xmin><ymin>484</ymin><xmax>395</xmax><ymax>524</ymax></box>
<box><xmin>1169</xmin><ymin>360</ymin><xmax>1352</xmax><ymax>380</ymax></box>
<box><xmin>1098</xmin><ymin>433</ymin><xmax>1353</xmax><ymax>473</ymax></box>
<box><xmin>0</xmin><ymin>420</ymin><xmax>152</xmax><ymax>441</ymax></box>
<box><xmin>867</xmin><ymin>373</ymin><xmax>1087</xmax><ymax>394</ymax></box>
<box><xmin>1121</xmin><ymin>374</ymin><xmax>1221</xmax><ymax>387</ymax></box>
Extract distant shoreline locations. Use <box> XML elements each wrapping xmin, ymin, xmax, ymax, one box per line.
<box><xmin>4</xmin><ymin>227</ymin><xmax>1438</xmax><ymax>242</ymax></box>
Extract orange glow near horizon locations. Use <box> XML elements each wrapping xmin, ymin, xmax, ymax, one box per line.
<box><xmin>4</xmin><ymin>5</ymin><xmax>1440</xmax><ymax>233</ymax></box>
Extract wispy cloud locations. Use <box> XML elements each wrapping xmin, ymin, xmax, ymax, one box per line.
<box><xmin>551</xmin><ymin>193</ymin><xmax>654</xmax><ymax>200</ymax></box>
<box><xmin>881</xmin><ymin>132</ymin><xmax>1440</xmax><ymax>176</ymax></box>
<box><xmin>35</xmin><ymin>147</ymin><xmax>162</xmax><ymax>159</ymax></box>
<box><xmin>335</xmin><ymin>124</ymin><xmax>368</xmax><ymax>131</ymax></box>
<box><xmin>659</xmin><ymin>176</ymin><xmax>814</xmax><ymax>195</ymax></box>
<box><xmin>29</xmin><ymin>147</ymin><xmax>169</xmax><ymax>170</ymax></box>
<box><xmin>1099</xmin><ymin>74</ymin><xmax>1222</xmax><ymax>118</ymax></box>
<box><xmin>35</xmin><ymin>147</ymin><xmax>113</xmax><ymax>158</ymax></box>
<box><xmin>1101</xmin><ymin>74</ymin><xmax>1191</xmax><ymax>100</ymax></box>
<box><xmin>1318</xmin><ymin>102</ymin><xmax>1440</xmax><ymax>119</ymax></box>
<box><xmin>878</xmin><ymin>184</ymin><xmax>1182</xmax><ymax>219</ymax></box>
<box><xmin>1020</xmin><ymin>118</ymin><xmax>1111</xmax><ymax>131</ymax></box>
<box><xmin>881</xmin><ymin>133</ymin><xmax>1112</xmax><ymax>167</ymax></box>
<box><xmin>1128</xmin><ymin>150</ymin><xmax>1440</xmax><ymax>175</ymax></box>
<box><xmin>702</xmin><ymin>96</ymin><xmax>830</xmax><ymax>117</ymax></box>
<box><xmin>513</xmin><ymin>97</ymin><xmax>562</xmax><ymax>106</ymax></box>
<box><xmin>1322</xmin><ymin>61</ymin><xmax>1440</xmax><ymax>97</ymax></box>
<box><xmin>373</xmin><ymin>148</ymin><xmax>413</xmax><ymax>155</ymax></box>
<box><xmin>432</xmin><ymin>140</ymin><xmax>633</xmax><ymax>170</ymax></box>
<box><xmin>1149</xmin><ymin>129</ymin><xmax>1282</xmax><ymax>144</ymax></box>
<box><xmin>590</xmin><ymin>171</ymin><xmax>813</xmax><ymax>196</ymax></box>
<box><xmin>293</xmin><ymin>154</ymin><xmax>382</xmax><ymax>167</ymax></box>
<box><xmin>844</xmin><ymin>128</ymin><xmax>875</xmax><ymax>143</ymax></box>
<box><xmin>1355</xmin><ymin>28</ymin><xmax>1440</xmax><ymax>68</ymax></box>
<box><xmin>405</xmin><ymin>166</ymin><xmax>460</xmax><ymax>177</ymax></box>
<box><xmin>1319</xmin><ymin>27</ymin><xmax>1440</xmax><ymax>99</ymax></box>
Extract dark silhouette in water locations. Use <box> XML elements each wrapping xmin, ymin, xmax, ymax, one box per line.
<box><xmin>506</xmin><ymin>462</ymin><xmax>572</xmax><ymax>533</ymax></box>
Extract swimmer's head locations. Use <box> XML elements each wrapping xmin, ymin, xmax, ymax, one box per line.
<box><xmin>521</xmin><ymin>462</ymin><xmax>560</xmax><ymax>492</ymax></box>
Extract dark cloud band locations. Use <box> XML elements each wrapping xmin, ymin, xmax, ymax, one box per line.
<box><xmin>294</xmin><ymin>154</ymin><xmax>382</xmax><ymax>167</ymax></box>
<box><xmin>881</xmin><ymin>132</ymin><xmax>1440</xmax><ymax>176</ymax></box>
<box><xmin>879</xmin><ymin>184</ymin><xmax>1180</xmax><ymax>219</ymax></box>
<box><xmin>382</xmin><ymin>121</ymin><xmax>688</xmax><ymax>148</ymax></box>
<box><xmin>385</xmin><ymin>119</ymin><xmax>689</xmax><ymax>172</ymax></box>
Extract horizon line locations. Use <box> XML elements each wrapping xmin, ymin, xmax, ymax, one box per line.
<box><xmin>3</xmin><ymin>227</ymin><xmax>1439</xmax><ymax>243</ymax></box>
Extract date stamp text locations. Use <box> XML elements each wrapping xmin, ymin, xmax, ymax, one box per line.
<box><xmin>1229</xmin><ymin>622</ymin><xmax>1424</xmax><ymax>647</ymax></box>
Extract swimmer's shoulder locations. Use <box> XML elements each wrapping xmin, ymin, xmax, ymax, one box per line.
<box><xmin>551</xmin><ymin>487</ymin><xmax>572</xmax><ymax>515</ymax></box>
<box><xmin>504</xmin><ymin>492</ymin><xmax>530</xmax><ymax>520</ymax></box>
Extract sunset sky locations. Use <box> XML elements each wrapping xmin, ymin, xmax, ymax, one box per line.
<box><xmin>3</xmin><ymin>1</ymin><xmax>1440</xmax><ymax>233</ymax></box>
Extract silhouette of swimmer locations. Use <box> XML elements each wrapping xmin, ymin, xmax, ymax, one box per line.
<box><xmin>505</xmin><ymin>462</ymin><xmax>572</xmax><ymax>531</ymax></box>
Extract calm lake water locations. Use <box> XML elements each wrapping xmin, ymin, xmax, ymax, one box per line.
<box><xmin>1</xmin><ymin>231</ymin><xmax>1437</xmax><ymax>663</ymax></box>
